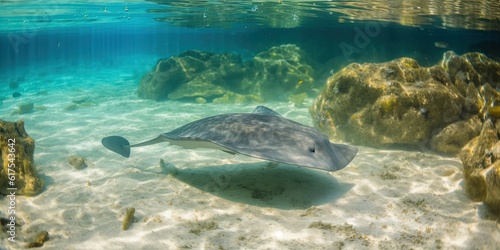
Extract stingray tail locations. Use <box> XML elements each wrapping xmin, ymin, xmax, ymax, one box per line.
<box><xmin>102</xmin><ymin>136</ymin><xmax>131</xmax><ymax>158</ymax></box>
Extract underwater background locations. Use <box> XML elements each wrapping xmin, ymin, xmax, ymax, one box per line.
<box><xmin>1</xmin><ymin>1</ymin><xmax>500</xmax><ymax>249</ymax></box>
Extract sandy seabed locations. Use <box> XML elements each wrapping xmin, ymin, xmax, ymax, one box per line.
<box><xmin>1</xmin><ymin>62</ymin><xmax>499</xmax><ymax>249</ymax></box>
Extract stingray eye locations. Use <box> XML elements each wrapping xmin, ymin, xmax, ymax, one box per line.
<box><xmin>308</xmin><ymin>145</ymin><xmax>316</xmax><ymax>153</ymax></box>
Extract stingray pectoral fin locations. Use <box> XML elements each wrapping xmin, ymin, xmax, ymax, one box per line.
<box><xmin>102</xmin><ymin>136</ymin><xmax>131</xmax><ymax>158</ymax></box>
<box><xmin>330</xmin><ymin>143</ymin><xmax>358</xmax><ymax>171</ymax></box>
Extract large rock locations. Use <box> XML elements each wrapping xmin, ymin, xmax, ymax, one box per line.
<box><xmin>137</xmin><ymin>50</ymin><xmax>244</xmax><ymax>101</ymax></box>
<box><xmin>0</xmin><ymin>120</ymin><xmax>43</xmax><ymax>196</ymax></box>
<box><xmin>137</xmin><ymin>44</ymin><xmax>316</xmax><ymax>103</ymax></box>
<box><xmin>242</xmin><ymin>44</ymin><xmax>316</xmax><ymax>101</ymax></box>
<box><xmin>459</xmin><ymin>120</ymin><xmax>500</xmax><ymax>212</ymax></box>
<box><xmin>310</xmin><ymin>51</ymin><xmax>500</xmax><ymax>154</ymax></box>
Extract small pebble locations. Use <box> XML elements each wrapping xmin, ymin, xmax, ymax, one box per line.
<box><xmin>67</xmin><ymin>155</ymin><xmax>87</xmax><ymax>169</ymax></box>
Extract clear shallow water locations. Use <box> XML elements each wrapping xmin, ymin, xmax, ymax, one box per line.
<box><xmin>1</xmin><ymin>1</ymin><xmax>500</xmax><ymax>249</ymax></box>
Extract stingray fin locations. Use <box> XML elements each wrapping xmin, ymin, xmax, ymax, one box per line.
<box><xmin>102</xmin><ymin>136</ymin><xmax>131</xmax><ymax>158</ymax></box>
<box><xmin>252</xmin><ymin>106</ymin><xmax>282</xmax><ymax>116</ymax></box>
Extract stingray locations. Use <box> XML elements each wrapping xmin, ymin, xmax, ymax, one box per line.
<box><xmin>101</xmin><ymin>106</ymin><xmax>358</xmax><ymax>172</ymax></box>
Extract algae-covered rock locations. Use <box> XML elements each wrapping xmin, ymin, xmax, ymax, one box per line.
<box><xmin>311</xmin><ymin>57</ymin><xmax>463</xmax><ymax>148</ymax></box>
<box><xmin>459</xmin><ymin>120</ymin><xmax>500</xmax><ymax>212</ymax></box>
<box><xmin>137</xmin><ymin>44</ymin><xmax>316</xmax><ymax>103</ymax></box>
<box><xmin>311</xmin><ymin>51</ymin><xmax>500</xmax><ymax>153</ymax></box>
<box><xmin>0</xmin><ymin>120</ymin><xmax>44</xmax><ymax>196</ymax></box>
<box><xmin>67</xmin><ymin>155</ymin><xmax>87</xmax><ymax>170</ymax></box>
<box><xmin>13</xmin><ymin>103</ymin><xmax>34</xmax><ymax>114</ymax></box>
<box><xmin>243</xmin><ymin>44</ymin><xmax>316</xmax><ymax>101</ymax></box>
<box><xmin>430</xmin><ymin>116</ymin><xmax>482</xmax><ymax>155</ymax></box>
<box><xmin>26</xmin><ymin>231</ymin><xmax>49</xmax><ymax>248</ymax></box>
<box><xmin>484</xmin><ymin>161</ymin><xmax>500</xmax><ymax>211</ymax></box>
<box><xmin>137</xmin><ymin>50</ymin><xmax>244</xmax><ymax>101</ymax></box>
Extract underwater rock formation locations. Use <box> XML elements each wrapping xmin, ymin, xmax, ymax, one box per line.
<box><xmin>0</xmin><ymin>120</ymin><xmax>44</xmax><ymax>196</ymax></box>
<box><xmin>137</xmin><ymin>50</ymin><xmax>244</xmax><ymax>101</ymax></box>
<box><xmin>242</xmin><ymin>44</ymin><xmax>316</xmax><ymax>101</ymax></box>
<box><xmin>137</xmin><ymin>44</ymin><xmax>315</xmax><ymax>103</ymax></box>
<box><xmin>310</xmin><ymin>51</ymin><xmax>500</xmax><ymax>154</ymax></box>
<box><xmin>460</xmin><ymin>120</ymin><xmax>500</xmax><ymax>212</ymax></box>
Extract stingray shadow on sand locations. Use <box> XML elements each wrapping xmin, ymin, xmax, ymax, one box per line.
<box><xmin>160</xmin><ymin>160</ymin><xmax>354</xmax><ymax>210</ymax></box>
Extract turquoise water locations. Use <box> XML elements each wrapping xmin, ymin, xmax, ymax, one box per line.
<box><xmin>1</xmin><ymin>1</ymin><xmax>500</xmax><ymax>249</ymax></box>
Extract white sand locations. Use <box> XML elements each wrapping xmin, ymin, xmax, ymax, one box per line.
<box><xmin>1</xmin><ymin>59</ymin><xmax>499</xmax><ymax>249</ymax></box>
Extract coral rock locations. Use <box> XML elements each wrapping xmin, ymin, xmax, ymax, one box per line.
<box><xmin>311</xmin><ymin>51</ymin><xmax>500</xmax><ymax>153</ymax></box>
<box><xmin>311</xmin><ymin>57</ymin><xmax>463</xmax><ymax>148</ymax></box>
<box><xmin>137</xmin><ymin>44</ymin><xmax>316</xmax><ymax>103</ymax></box>
<box><xmin>459</xmin><ymin>120</ymin><xmax>499</xmax><ymax>209</ymax></box>
<box><xmin>430</xmin><ymin>116</ymin><xmax>482</xmax><ymax>155</ymax></box>
<box><xmin>0</xmin><ymin>120</ymin><xmax>43</xmax><ymax>196</ymax></box>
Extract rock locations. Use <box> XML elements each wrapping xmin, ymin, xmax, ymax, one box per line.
<box><xmin>195</xmin><ymin>97</ymin><xmax>207</xmax><ymax>104</ymax></box>
<box><xmin>137</xmin><ymin>44</ymin><xmax>316</xmax><ymax>103</ymax></box>
<box><xmin>311</xmin><ymin>57</ymin><xmax>463</xmax><ymax>147</ymax></box>
<box><xmin>459</xmin><ymin>120</ymin><xmax>500</xmax><ymax>211</ymax></box>
<box><xmin>18</xmin><ymin>103</ymin><xmax>34</xmax><ymax>114</ymax></box>
<box><xmin>484</xmin><ymin>161</ymin><xmax>500</xmax><ymax>212</ymax></box>
<box><xmin>67</xmin><ymin>155</ymin><xmax>87</xmax><ymax>170</ymax></box>
<box><xmin>137</xmin><ymin>50</ymin><xmax>244</xmax><ymax>101</ymax></box>
<box><xmin>0</xmin><ymin>120</ymin><xmax>44</xmax><ymax>196</ymax></box>
<box><xmin>430</xmin><ymin>116</ymin><xmax>482</xmax><ymax>154</ymax></box>
<box><xmin>26</xmin><ymin>231</ymin><xmax>49</xmax><ymax>248</ymax></box>
<box><xmin>243</xmin><ymin>44</ymin><xmax>316</xmax><ymax>101</ymax></box>
<box><xmin>310</xmin><ymin>51</ymin><xmax>500</xmax><ymax>150</ymax></box>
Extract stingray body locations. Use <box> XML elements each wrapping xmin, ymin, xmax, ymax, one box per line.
<box><xmin>102</xmin><ymin>106</ymin><xmax>357</xmax><ymax>172</ymax></box>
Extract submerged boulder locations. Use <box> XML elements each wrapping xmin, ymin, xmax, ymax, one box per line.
<box><xmin>459</xmin><ymin>120</ymin><xmax>500</xmax><ymax>212</ymax></box>
<box><xmin>0</xmin><ymin>120</ymin><xmax>43</xmax><ymax>196</ymax></box>
<box><xmin>310</xmin><ymin>51</ymin><xmax>500</xmax><ymax>154</ymax></box>
<box><xmin>137</xmin><ymin>50</ymin><xmax>246</xmax><ymax>102</ymax></box>
<box><xmin>242</xmin><ymin>44</ymin><xmax>316</xmax><ymax>101</ymax></box>
<box><xmin>137</xmin><ymin>44</ymin><xmax>316</xmax><ymax>103</ymax></box>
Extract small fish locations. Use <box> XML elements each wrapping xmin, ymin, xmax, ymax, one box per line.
<box><xmin>434</xmin><ymin>41</ymin><xmax>448</xmax><ymax>48</ymax></box>
<box><xmin>12</xmin><ymin>92</ymin><xmax>22</xmax><ymax>98</ymax></box>
<box><xmin>297</xmin><ymin>79</ymin><xmax>303</xmax><ymax>85</ymax></box>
